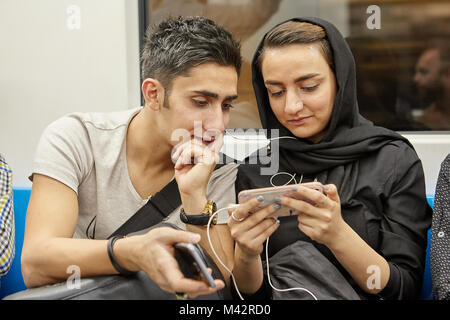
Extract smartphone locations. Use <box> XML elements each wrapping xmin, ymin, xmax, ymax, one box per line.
<box><xmin>237</xmin><ymin>182</ymin><xmax>324</xmax><ymax>219</ymax></box>
<box><xmin>174</xmin><ymin>242</ymin><xmax>216</xmax><ymax>288</ymax></box>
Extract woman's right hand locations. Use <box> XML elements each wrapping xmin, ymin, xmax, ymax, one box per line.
<box><xmin>227</xmin><ymin>196</ymin><xmax>281</xmax><ymax>258</ymax></box>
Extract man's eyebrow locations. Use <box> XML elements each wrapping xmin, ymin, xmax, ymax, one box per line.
<box><xmin>225</xmin><ymin>95</ymin><xmax>239</xmax><ymax>101</ymax></box>
<box><xmin>193</xmin><ymin>91</ymin><xmax>238</xmax><ymax>100</ymax></box>
<box><xmin>265</xmin><ymin>73</ymin><xmax>321</xmax><ymax>85</ymax></box>
<box><xmin>194</xmin><ymin>90</ymin><xmax>218</xmax><ymax>98</ymax></box>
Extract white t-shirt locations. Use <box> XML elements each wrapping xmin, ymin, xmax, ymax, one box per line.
<box><xmin>31</xmin><ymin>107</ymin><xmax>237</xmax><ymax>239</ymax></box>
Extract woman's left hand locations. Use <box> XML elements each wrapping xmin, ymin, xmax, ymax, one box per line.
<box><xmin>278</xmin><ymin>184</ymin><xmax>347</xmax><ymax>247</ymax></box>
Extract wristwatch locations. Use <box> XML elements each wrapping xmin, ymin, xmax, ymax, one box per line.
<box><xmin>180</xmin><ymin>200</ymin><xmax>217</xmax><ymax>226</ymax></box>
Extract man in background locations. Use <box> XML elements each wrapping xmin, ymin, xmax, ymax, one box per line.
<box><xmin>413</xmin><ymin>42</ymin><xmax>450</xmax><ymax>130</ymax></box>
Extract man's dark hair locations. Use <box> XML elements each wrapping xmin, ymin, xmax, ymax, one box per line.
<box><xmin>141</xmin><ymin>16</ymin><xmax>242</xmax><ymax>93</ymax></box>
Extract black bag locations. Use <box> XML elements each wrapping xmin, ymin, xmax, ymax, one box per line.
<box><xmin>265</xmin><ymin>240</ymin><xmax>361</xmax><ymax>300</ymax></box>
<box><xmin>4</xmin><ymin>179</ymin><xmax>230</xmax><ymax>300</ymax></box>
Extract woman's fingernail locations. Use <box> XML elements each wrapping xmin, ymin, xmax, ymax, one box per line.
<box><xmin>273</xmin><ymin>204</ymin><xmax>281</xmax><ymax>210</ymax></box>
<box><xmin>256</xmin><ymin>195</ymin><xmax>264</xmax><ymax>202</ymax></box>
<box><xmin>324</xmin><ymin>185</ymin><xmax>330</xmax><ymax>190</ymax></box>
<box><xmin>274</xmin><ymin>196</ymin><xmax>282</xmax><ymax>203</ymax></box>
<box><xmin>292</xmin><ymin>186</ymin><xmax>298</xmax><ymax>191</ymax></box>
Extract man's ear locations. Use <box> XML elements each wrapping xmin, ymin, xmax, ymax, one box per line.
<box><xmin>142</xmin><ymin>78</ymin><xmax>165</xmax><ymax>110</ymax></box>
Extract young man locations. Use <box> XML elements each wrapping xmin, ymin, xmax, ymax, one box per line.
<box><xmin>21</xmin><ymin>16</ymin><xmax>241</xmax><ymax>298</ymax></box>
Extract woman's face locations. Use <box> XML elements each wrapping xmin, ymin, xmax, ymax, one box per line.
<box><xmin>261</xmin><ymin>43</ymin><xmax>336</xmax><ymax>143</ymax></box>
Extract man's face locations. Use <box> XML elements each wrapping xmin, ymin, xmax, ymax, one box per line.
<box><xmin>160</xmin><ymin>62</ymin><xmax>238</xmax><ymax>147</ymax></box>
<box><xmin>414</xmin><ymin>48</ymin><xmax>441</xmax><ymax>98</ymax></box>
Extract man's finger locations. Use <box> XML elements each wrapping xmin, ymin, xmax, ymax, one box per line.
<box><xmin>154</xmin><ymin>227</ymin><xmax>201</xmax><ymax>245</ymax></box>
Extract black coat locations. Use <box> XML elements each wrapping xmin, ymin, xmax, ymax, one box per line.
<box><xmin>235</xmin><ymin>140</ymin><xmax>431</xmax><ymax>300</ymax></box>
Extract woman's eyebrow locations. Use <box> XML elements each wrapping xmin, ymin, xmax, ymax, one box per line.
<box><xmin>264</xmin><ymin>80</ymin><xmax>283</xmax><ymax>85</ymax></box>
<box><xmin>294</xmin><ymin>73</ymin><xmax>321</xmax><ymax>82</ymax></box>
<box><xmin>265</xmin><ymin>73</ymin><xmax>321</xmax><ymax>86</ymax></box>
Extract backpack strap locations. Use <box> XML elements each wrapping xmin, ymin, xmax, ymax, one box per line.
<box><xmin>108</xmin><ymin>160</ymin><xmax>231</xmax><ymax>238</ymax></box>
<box><xmin>108</xmin><ymin>178</ymin><xmax>181</xmax><ymax>238</ymax></box>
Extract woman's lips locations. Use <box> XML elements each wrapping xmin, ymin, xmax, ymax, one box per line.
<box><xmin>288</xmin><ymin>116</ymin><xmax>311</xmax><ymax>126</ymax></box>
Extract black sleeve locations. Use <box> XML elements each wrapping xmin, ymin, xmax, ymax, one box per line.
<box><xmin>430</xmin><ymin>154</ymin><xmax>450</xmax><ymax>300</ymax></box>
<box><xmin>230</xmin><ymin>274</ymin><xmax>272</xmax><ymax>300</ymax></box>
<box><xmin>377</xmin><ymin>144</ymin><xmax>432</xmax><ymax>299</ymax></box>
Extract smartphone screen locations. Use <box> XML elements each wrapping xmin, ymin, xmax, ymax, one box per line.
<box><xmin>237</xmin><ymin>182</ymin><xmax>324</xmax><ymax>218</ymax></box>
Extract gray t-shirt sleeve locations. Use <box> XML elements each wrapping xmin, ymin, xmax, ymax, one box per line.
<box><xmin>31</xmin><ymin>115</ymin><xmax>94</xmax><ymax>194</ymax></box>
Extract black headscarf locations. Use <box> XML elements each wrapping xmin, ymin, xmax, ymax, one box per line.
<box><xmin>251</xmin><ymin>17</ymin><xmax>413</xmax><ymax>204</ymax></box>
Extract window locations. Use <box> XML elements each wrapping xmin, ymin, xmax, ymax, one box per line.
<box><xmin>140</xmin><ymin>0</ymin><xmax>450</xmax><ymax>131</ymax></box>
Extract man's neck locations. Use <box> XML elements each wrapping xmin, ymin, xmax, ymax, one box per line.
<box><xmin>126</xmin><ymin>108</ymin><xmax>173</xmax><ymax>173</ymax></box>
<box><xmin>125</xmin><ymin>108</ymin><xmax>176</xmax><ymax>199</ymax></box>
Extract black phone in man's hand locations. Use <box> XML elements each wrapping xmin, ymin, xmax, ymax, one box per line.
<box><xmin>174</xmin><ymin>242</ymin><xmax>216</xmax><ymax>287</ymax></box>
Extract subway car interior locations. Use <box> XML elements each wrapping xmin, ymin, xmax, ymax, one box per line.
<box><xmin>0</xmin><ymin>0</ymin><xmax>449</xmax><ymax>302</ymax></box>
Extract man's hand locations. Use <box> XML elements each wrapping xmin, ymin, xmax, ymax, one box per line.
<box><xmin>172</xmin><ymin>133</ymin><xmax>224</xmax><ymax>213</ymax></box>
<box><xmin>116</xmin><ymin>227</ymin><xmax>225</xmax><ymax>298</ymax></box>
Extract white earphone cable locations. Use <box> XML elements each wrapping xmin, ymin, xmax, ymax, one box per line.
<box><xmin>206</xmin><ymin>206</ymin><xmax>318</xmax><ymax>301</ymax></box>
<box><xmin>206</xmin><ymin>207</ymin><xmax>244</xmax><ymax>300</ymax></box>
<box><xmin>265</xmin><ymin>236</ymin><xmax>318</xmax><ymax>300</ymax></box>
<box><xmin>203</xmin><ymin>135</ymin><xmax>317</xmax><ymax>300</ymax></box>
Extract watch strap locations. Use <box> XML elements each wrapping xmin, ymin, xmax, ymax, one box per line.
<box><xmin>180</xmin><ymin>201</ymin><xmax>217</xmax><ymax>226</ymax></box>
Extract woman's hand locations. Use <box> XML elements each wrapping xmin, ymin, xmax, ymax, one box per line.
<box><xmin>278</xmin><ymin>184</ymin><xmax>347</xmax><ymax>247</ymax></box>
<box><xmin>278</xmin><ymin>184</ymin><xmax>391</xmax><ymax>294</ymax></box>
<box><xmin>227</xmin><ymin>197</ymin><xmax>281</xmax><ymax>294</ymax></box>
<box><xmin>227</xmin><ymin>196</ymin><xmax>280</xmax><ymax>258</ymax></box>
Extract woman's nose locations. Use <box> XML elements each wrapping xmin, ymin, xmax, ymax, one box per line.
<box><xmin>285</xmin><ymin>91</ymin><xmax>304</xmax><ymax>115</ymax></box>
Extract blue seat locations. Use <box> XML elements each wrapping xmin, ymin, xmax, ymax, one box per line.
<box><xmin>419</xmin><ymin>195</ymin><xmax>435</xmax><ymax>300</ymax></box>
<box><xmin>0</xmin><ymin>189</ymin><xmax>436</xmax><ymax>299</ymax></box>
<box><xmin>0</xmin><ymin>188</ymin><xmax>29</xmax><ymax>299</ymax></box>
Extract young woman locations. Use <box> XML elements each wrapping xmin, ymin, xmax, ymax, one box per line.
<box><xmin>227</xmin><ymin>17</ymin><xmax>431</xmax><ymax>300</ymax></box>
